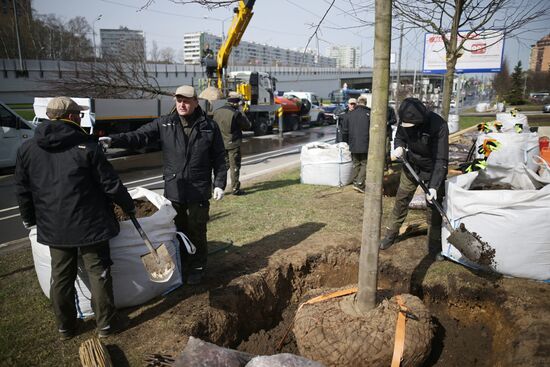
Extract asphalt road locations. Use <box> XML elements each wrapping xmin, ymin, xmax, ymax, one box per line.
<box><xmin>0</xmin><ymin>125</ymin><xmax>336</xmax><ymax>248</ymax></box>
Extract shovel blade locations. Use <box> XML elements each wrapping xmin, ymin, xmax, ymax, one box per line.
<box><xmin>140</xmin><ymin>243</ymin><xmax>176</xmax><ymax>283</ymax></box>
<box><xmin>446</xmin><ymin>223</ymin><xmax>496</xmax><ymax>267</ymax></box>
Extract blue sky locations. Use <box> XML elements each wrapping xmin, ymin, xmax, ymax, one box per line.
<box><xmin>33</xmin><ymin>0</ymin><xmax>549</xmax><ymax>71</ymax></box>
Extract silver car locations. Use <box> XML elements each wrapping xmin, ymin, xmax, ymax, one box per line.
<box><xmin>543</xmin><ymin>104</ymin><xmax>550</xmax><ymax>113</ymax></box>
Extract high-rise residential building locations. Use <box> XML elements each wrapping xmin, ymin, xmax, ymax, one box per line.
<box><xmin>327</xmin><ymin>45</ymin><xmax>360</xmax><ymax>68</ymax></box>
<box><xmin>183</xmin><ymin>32</ymin><xmax>336</xmax><ymax>67</ymax></box>
<box><xmin>100</xmin><ymin>27</ymin><xmax>146</xmax><ymax>60</ymax></box>
<box><xmin>529</xmin><ymin>34</ymin><xmax>550</xmax><ymax>72</ymax></box>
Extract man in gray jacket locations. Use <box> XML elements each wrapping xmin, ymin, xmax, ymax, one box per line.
<box><xmin>213</xmin><ymin>91</ymin><xmax>251</xmax><ymax>195</ymax></box>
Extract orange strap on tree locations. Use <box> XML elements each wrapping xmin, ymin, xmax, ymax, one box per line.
<box><xmin>391</xmin><ymin>295</ymin><xmax>408</xmax><ymax>367</ymax></box>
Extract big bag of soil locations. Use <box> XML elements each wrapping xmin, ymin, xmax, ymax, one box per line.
<box><xmin>441</xmin><ymin>170</ymin><xmax>550</xmax><ymax>281</ymax></box>
<box><xmin>300</xmin><ymin>142</ymin><xmax>353</xmax><ymax>187</ymax></box>
<box><xmin>30</xmin><ymin>187</ymin><xmax>183</xmax><ymax>317</ymax></box>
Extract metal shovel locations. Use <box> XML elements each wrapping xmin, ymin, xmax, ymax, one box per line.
<box><xmin>401</xmin><ymin>155</ymin><xmax>495</xmax><ymax>266</ymax></box>
<box><xmin>129</xmin><ymin>214</ymin><xmax>175</xmax><ymax>283</ymax></box>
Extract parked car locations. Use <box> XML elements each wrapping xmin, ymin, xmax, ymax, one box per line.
<box><xmin>543</xmin><ymin>104</ymin><xmax>550</xmax><ymax>113</ymax></box>
<box><xmin>0</xmin><ymin>100</ymin><xmax>35</xmax><ymax>169</ymax></box>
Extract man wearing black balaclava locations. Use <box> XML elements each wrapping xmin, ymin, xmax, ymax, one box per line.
<box><xmin>380</xmin><ymin>97</ymin><xmax>448</xmax><ymax>253</ymax></box>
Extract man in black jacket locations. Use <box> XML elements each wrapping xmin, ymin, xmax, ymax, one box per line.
<box><xmin>99</xmin><ymin>85</ymin><xmax>227</xmax><ymax>285</ymax></box>
<box><xmin>341</xmin><ymin>95</ymin><xmax>371</xmax><ymax>193</ymax></box>
<box><xmin>15</xmin><ymin>96</ymin><xmax>135</xmax><ymax>340</ymax></box>
<box><xmin>213</xmin><ymin>91</ymin><xmax>251</xmax><ymax>195</ymax></box>
<box><xmin>380</xmin><ymin>97</ymin><xmax>448</xmax><ymax>252</ymax></box>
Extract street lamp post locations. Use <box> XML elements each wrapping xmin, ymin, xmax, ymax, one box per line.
<box><xmin>203</xmin><ymin>15</ymin><xmax>232</xmax><ymax>43</ymax></box>
<box><xmin>92</xmin><ymin>14</ymin><xmax>102</xmax><ymax>63</ymax></box>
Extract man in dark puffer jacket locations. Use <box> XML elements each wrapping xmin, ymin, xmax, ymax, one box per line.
<box><xmin>15</xmin><ymin>97</ymin><xmax>135</xmax><ymax>340</ymax></box>
<box><xmin>380</xmin><ymin>97</ymin><xmax>448</xmax><ymax>253</ymax></box>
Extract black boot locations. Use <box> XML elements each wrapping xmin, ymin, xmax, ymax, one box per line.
<box><xmin>380</xmin><ymin>231</ymin><xmax>398</xmax><ymax>250</ymax></box>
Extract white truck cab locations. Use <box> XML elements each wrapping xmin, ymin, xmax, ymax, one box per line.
<box><xmin>0</xmin><ymin>101</ymin><xmax>35</xmax><ymax>169</ymax></box>
<box><xmin>283</xmin><ymin>91</ymin><xmax>325</xmax><ymax>125</ymax></box>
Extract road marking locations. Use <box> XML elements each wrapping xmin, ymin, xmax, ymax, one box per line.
<box><xmin>0</xmin><ymin>206</ymin><xmax>18</xmax><ymax>213</ymax></box>
<box><xmin>0</xmin><ymin>213</ymin><xmax>20</xmax><ymax>221</ymax></box>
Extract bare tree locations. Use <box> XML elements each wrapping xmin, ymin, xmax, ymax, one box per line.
<box><xmin>46</xmin><ymin>46</ymin><xmax>168</xmax><ymax>98</ymax></box>
<box><xmin>159</xmin><ymin>47</ymin><xmax>176</xmax><ymax>63</ymax></box>
<box><xmin>393</xmin><ymin>0</ymin><xmax>550</xmax><ymax>119</ymax></box>
<box><xmin>150</xmin><ymin>40</ymin><xmax>160</xmax><ymax>62</ymax></box>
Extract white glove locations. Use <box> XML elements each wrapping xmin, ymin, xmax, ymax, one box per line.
<box><xmin>213</xmin><ymin>187</ymin><xmax>224</xmax><ymax>201</ymax></box>
<box><xmin>98</xmin><ymin>137</ymin><xmax>112</xmax><ymax>149</ymax></box>
<box><xmin>393</xmin><ymin>146</ymin><xmax>404</xmax><ymax>159</ymax></box>
<box><xmin>426</xmin><ymin>188</ymin><xmax>437</xmax><ymax>204</ymax></box>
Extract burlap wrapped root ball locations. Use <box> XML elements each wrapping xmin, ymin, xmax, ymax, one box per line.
<box><xmin>293</xmin><ymin>293</ymin><xmax>433</xmax><ymax>367</ymax></box>
<box><xmin>199</xmin><ymin>86</ymin><xmax>224</xmax><ymax>101</ymax></box>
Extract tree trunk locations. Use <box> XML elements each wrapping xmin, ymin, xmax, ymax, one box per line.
<box><xmin>441</xmin><ymin>0</ymin><xmax>463</xmax><ymax>120</ymax></box>
<box><xmin>356</xmin><ymin>0</ymin><xmax>392</xmax><ymax>313</ymax></box>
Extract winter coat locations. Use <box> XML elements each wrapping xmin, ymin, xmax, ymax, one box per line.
<box><xmin>341</xmin><ymin>104</ymin><xmax>371</xmax><ymax>153</ymax></box>
<box><xmin>110</xmin><ymin>107</ymin><xmax>227</xmax><ymax>204</ymax></box>
<box><xmin>394</xmin><ymin>111</ymin><xmax>449</xmax><ymax>190</ymax></box>
<box><xmin>15</xmin><ymin>119</ymin><xmax>134</xmax><ymax>247</ymax></box>
<box><xmin>213</xmin><ymin>104</ymin><xmax>252</xmax><ymax>150</ymax></box>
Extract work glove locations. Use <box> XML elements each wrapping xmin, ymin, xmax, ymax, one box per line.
<box><xmin>393</xmin><ymin>146</ymin><xmax>404</xmax><ymax>159</ymax></box>
<box><xmin>98</xmin><ymin>137</ymin><xmax>112</xmax><ymax>149</ymax></box>
<box><xmin>426</xmin><ymin>188</ymin><xmax>437</xmax><ymax>204</ymax></box>
<box><xmin>213</xmin><ymin>187</ymin><xmax>224</xmax><ymax>201</ymax></box>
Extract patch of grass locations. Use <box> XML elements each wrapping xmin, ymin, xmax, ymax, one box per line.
<box><xmin>7</xmin><ymin>103</ymin><xmax>32</xmax><ymax>109</ymax></box>
<box><xmin>458</xmin><ymin>116</ymin><xmax>492</xmax><ymax>129</ymax></box>
<box><xmin>15</xmin><ymin>110</ymin><xmax>35</xmax><ymax>121</ymax></box>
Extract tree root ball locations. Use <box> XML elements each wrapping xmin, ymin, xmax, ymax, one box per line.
<box><xmin>293</xmin><ymin>292</ymin><xmax>433</xmax><ymax>367</ymax></box>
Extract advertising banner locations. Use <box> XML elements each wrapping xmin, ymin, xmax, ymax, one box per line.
<box><xmin>422</xmin><ymin>30</ymin><xmax>504</xmax><ymax>74</ymax></box>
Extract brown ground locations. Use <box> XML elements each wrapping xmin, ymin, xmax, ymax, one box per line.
<box><xmin>114</xmin><ymin>199</ymin><xmax>158</xmax><ymax>221</ymax></box>
<box><xmin>103</xmin><ymin>175</ymin><xmax>549</xmax><ymax>367</ymax></box>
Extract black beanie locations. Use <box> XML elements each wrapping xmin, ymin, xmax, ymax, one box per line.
<box><xmin>398</xmin><ymin>98</ymin><xmax>428</xmax><ymax>125</ymax></box>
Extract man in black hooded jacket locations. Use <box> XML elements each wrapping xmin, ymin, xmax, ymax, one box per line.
<box><xmin>15</xmin><ymin>96</ymin><xmax>135</xmax><ymax>340</ymax></box>
<box><xmin>380</xmin><ymin>97</ymin><xmax>448</xmax><ymax>252</ymax></box>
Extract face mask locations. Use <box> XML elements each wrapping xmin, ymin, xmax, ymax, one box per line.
<box><xmin>401</xmin><ymin>122</ymin><xmax>415</xmax><ymax>128</ymax></box>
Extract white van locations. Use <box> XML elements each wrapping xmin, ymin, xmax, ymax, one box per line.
<box><xmin>283</xmin><ymin>91</ymin><xmax>326</xmax><ymax>125</ymax></box>
<box><xmin>0</xmin><ymin>101</ymin><xmax>35</xmax><ymax>169</ymax></box>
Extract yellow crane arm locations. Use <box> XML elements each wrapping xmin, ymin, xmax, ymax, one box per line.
<box><xmin>216</xmin><ymin>0</ymin><xmax>255</xmax><ymax>90</ymax></box>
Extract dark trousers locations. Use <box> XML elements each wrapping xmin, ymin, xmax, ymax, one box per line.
<box><xmin>172</xmin><ymin>201</ymin><xmax>210</xmax><ymax>271</ymax></box>
<box><xmin>386</xmin><ymin>171</ymin><xmax>444</xmax><ymax>249</ymax></box>
<box><xmin>226</xmin><ymin>147</ymin><xmax>242</xmax><ymax>191</ymax></box>
<box><xmin>49</xmin><ymin>242</ymin><xmax>115</xmax><ymax>331</ymax></box>
<box><xmin>352</xmin><ymin>153</ymin><xmax>368</xmax><ymax>188</ymax></box>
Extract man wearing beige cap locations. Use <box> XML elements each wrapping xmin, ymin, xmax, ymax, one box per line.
<box><xmin>99</xmin><ymin>85</ymin><xmax>227</xmax><ymax>285</ymax></box>
<box><xmin>15</xmin><ymin>96</ymin><xmax>135</xmax><ymax>340</ymax></box>
<box><xmin>347</xmin><ymin>98</ymin><xmax>357</xmax><ymax>112</ymax></box>
<box><xmin>213</xmin><ymin>91</ymin><xmax>251</xmax><ymax>195</ymax></box>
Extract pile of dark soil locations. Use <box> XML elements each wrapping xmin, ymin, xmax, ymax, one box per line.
<box><xmin>114</xmin><ymin>199</ymin><xmax>158</xmax><ymax>221</ymax></box>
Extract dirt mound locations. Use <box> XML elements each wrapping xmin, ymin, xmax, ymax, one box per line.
<box><xmin>113</xmin><ymin>199</ymin><xmax>157</xmax><ymax>221</ymax></box>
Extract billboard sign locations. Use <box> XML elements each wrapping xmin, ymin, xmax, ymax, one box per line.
<box><xmin>422</xmin><ymin>30</ymin><xmax>505</xmax><ymax>74</ymax></box>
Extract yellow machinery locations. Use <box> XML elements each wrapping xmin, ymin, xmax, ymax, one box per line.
<box><xmin>216</xmin><ymin>0</ymin><xmax>255</xmax><ymax>91</ymax></box>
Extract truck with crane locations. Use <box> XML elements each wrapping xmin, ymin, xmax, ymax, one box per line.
<box><xmin>202</xmin><ymin>0</ymin><xmax>307</xmax><ymax>136</ymax></box>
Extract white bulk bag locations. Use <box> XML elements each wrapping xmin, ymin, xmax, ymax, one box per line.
<box><xmin>441</xmin><ymin>172</ymin><xmax>550</xmax><ymax>281</ymax></box>
<box><xmin>300</xmin><ymin>142</ymin><xmax>353</xmax><ymax>187</ymax></box>
<box><xmin>31</xmin><ymin>187</ymin><xmax>183</xmax><ymax>317</ymax></box>
<box><xmin>475</xmin><ymin>103</ymin><xmax>489</xmax><ymax>113</ymax></box>
<box><xmin>474</xmin><ymin>132</ymin><xmax>540</xmax><ymax>172</ymax></box>
<box><xmin>495</xmin><ymin>112</ymin><xmax>529</xmax><ymax>132</ymax></box>
<box><xmin>447</xmin><ymin>114</ymin><xmax>459</xmax><ymax>134</ymax></box>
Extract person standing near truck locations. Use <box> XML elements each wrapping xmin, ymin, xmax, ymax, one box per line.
<box><xmin>15</xmin><ymin>96</ymin><xmax>135</xmax><ymax>340</ymax></box>
<box><xmin>380</xmin><ymin>97</ymin><xmax>448</xmax><ymax>253</ymax></box>
<box><xmin>99</xmin><ymin>85</ymin><xmax>227</xmax><ymax>285</ymax></box>
<box><xmin>213</xmin><ymin>91</ymin><xmax>251</xmax><ymax>195</ymax></box>
<box><xmin>341</xmin><ymin>95</ymin><xmax>371</xmax><ymax>193</ymax></box>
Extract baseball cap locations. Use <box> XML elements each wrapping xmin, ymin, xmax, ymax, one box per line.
<box><xmin>46</xmin><ymin>96</ymin><xmax>89</xmax><ymax>120</ymax></box>
<box><xmin>175</xmin><ymin>85</ymin><xmax>197</xmax><ymax>98</ymax></box>
<box><xmin>348</xmin><ymin>98</ymin><xmax>357</xmax><ymax>104</ymax></box>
